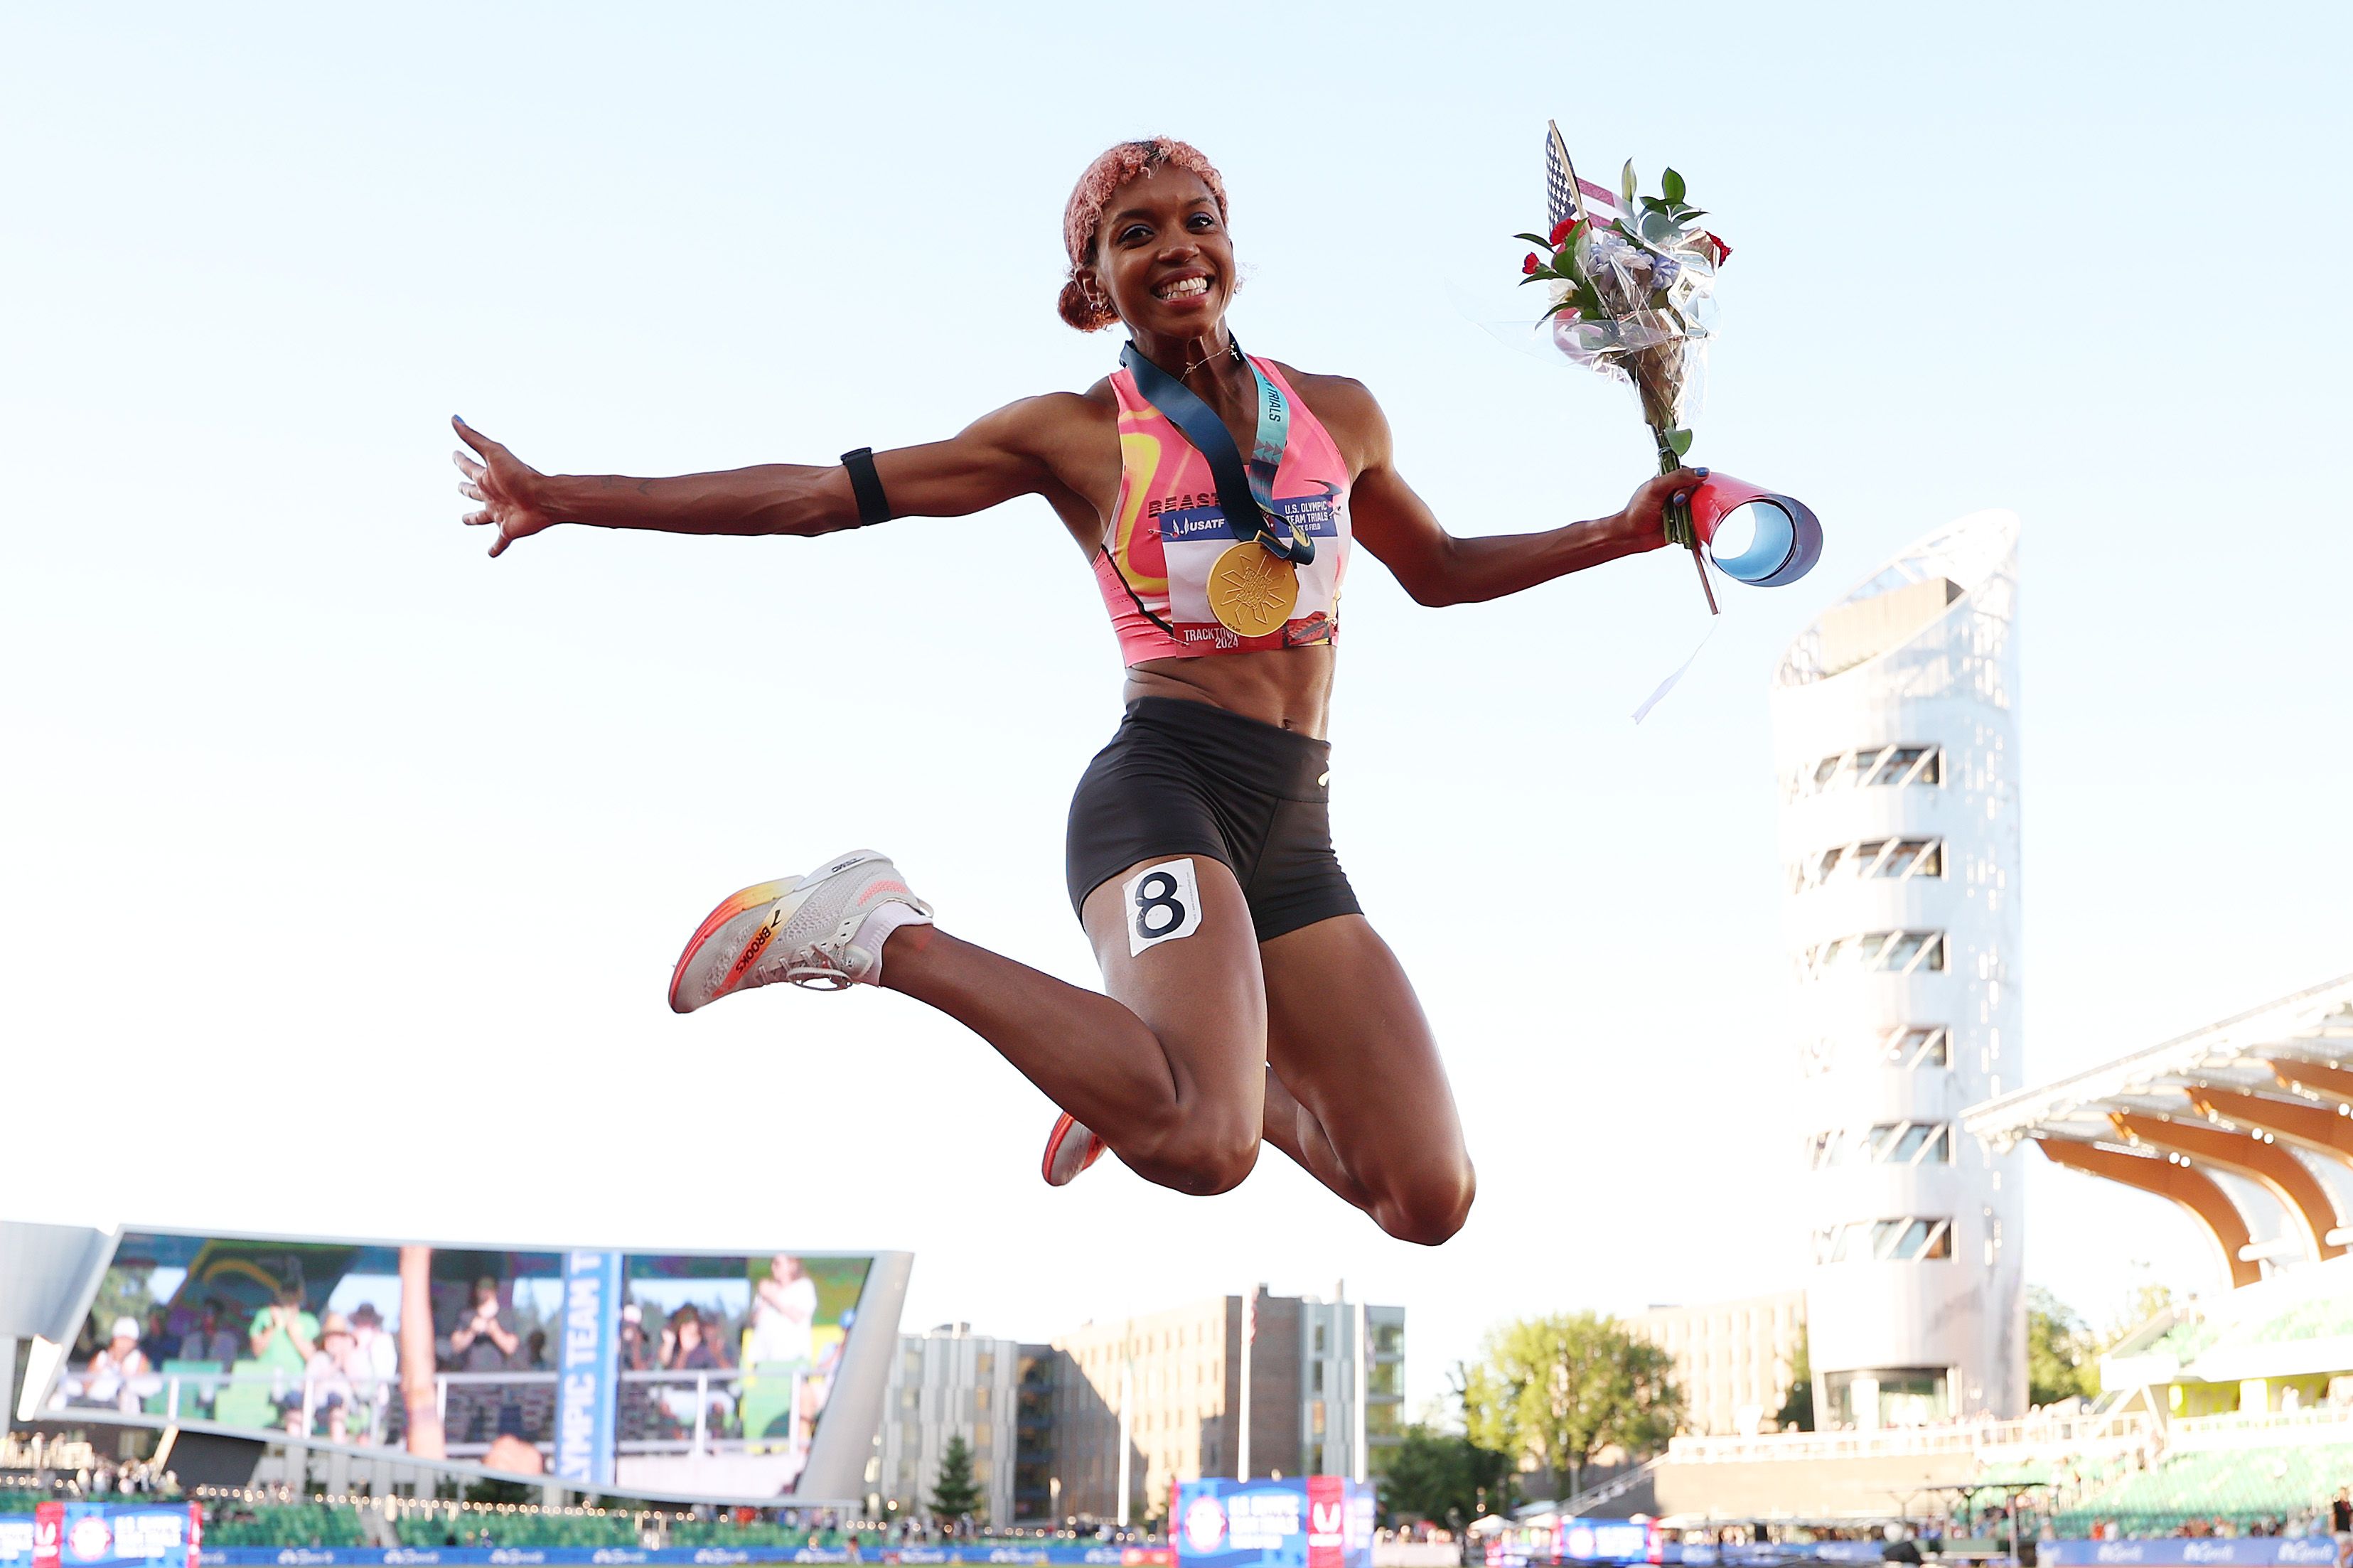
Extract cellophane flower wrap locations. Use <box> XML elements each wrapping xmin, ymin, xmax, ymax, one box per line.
<box><xmin>1518</xmin><ymin>148</ymin><xmax>1731</xmax><ymax>552</ymax></box>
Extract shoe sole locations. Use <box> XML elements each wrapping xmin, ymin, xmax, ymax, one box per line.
<box><xmin>668</xmin><ymin>851</ymin><xmax>889</xmax><ymax>1014</ymax></box>
<box><xmin>1041</xmin><ymin>1112</ymin><xmax>1106</xmax><ymax>1187</ymax></box>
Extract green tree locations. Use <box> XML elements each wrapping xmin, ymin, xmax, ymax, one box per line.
<box><xmin>2105</xmin><ymin>1280</ymin><xmax>2176</xmax><ymax>1348</ymax></box>
<box><xmin>1772</xmin><ymin>1332</ymin><xmax>1814</xmax><ymax>1432</ymax></box>
<box><xmin>1459</xmin><ymin>1313</ymin><xmax>1683</xmax><ymax>1500</ymax></box>
<box><xmin>1377</xmin><ymin>1422</ymin><xmax>1515</xmax><ymax>1526</ymax></box>
<box><xmin>2027</xmin><ymin>1287</ymin><xmax>2099</xmax><ymax>1407</ymax></box>
<box><xmin>928</xmin><ymin>1434</ymin><xmax>982</xmax><ymax>1525</ymax></box>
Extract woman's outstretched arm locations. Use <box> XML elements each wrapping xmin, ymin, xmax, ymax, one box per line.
<box><xmin>451</xmin><ymin>394</ymin><xmax>1100</xmax><ymax>557</ymax></box>
<box><xmin>1316</xmin><ymin>376</ymin><xmax>1703</xmax><ymax>607</ymax></box>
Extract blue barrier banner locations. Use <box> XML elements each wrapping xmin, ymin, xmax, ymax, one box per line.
<box><xmin>6</xmin><ymin>1504</ymin><xmax>201</xmax><ymax>1568</ymax></box>
<box><xmin>190</xmin><ymin>1552</ymin><xmax>1172</xmax><ymax>1567</ymax></box>
<box><xmin>1175</xmin><ymin>1479</ymin><xmax>1371</xmax><ymax>1568</ymax></box>
<box><xmin>2043</xmin><ymin>1544</ymin><xmax>2342</xmax><ymax>1568</ymax></box>
<box><xmin>1558</xmin><ymin>1523</ymin><xmax>1651</xmax><ymax>1564</ymax></box>
<box><xmin>554</xmin><ymin>1249</ymin><xmax>623</xmax><ymax>1490</ymax></box>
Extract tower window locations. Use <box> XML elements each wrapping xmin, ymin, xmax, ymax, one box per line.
<box><xmin>1799</xmin><ymin>930</ymin><xmax>1946</xmax><ymax>978</ymax></box>
<box><xmin>1811</xmin><ymin>1217</ymin><xmax>1953</xmax><ymax>1263</ymax></box>
<box><xmin>1789</xmin><ymin>837</ymin><xmax>1946</xmax><ymax>893</ymax></box>
<box><xmin>1803</xmin><ymin>1025</ymin><xmax>1952</xmax><ymax>1075</ymax></box>
<box><xmin>1786</xmin><ymin>744</ymin><xmax>1944</xmax><ymax>800</ymax></box>
<box><xmin>1806</xmin><ymin>1122</ymin><xmax>1953</xmax><ymax>1168</ymax></box>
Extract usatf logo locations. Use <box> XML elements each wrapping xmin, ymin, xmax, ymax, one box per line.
<box><xmin>68</xmin><ymin>1520</ymin><xmax>110</xmax><ymax>1562</ymax></box>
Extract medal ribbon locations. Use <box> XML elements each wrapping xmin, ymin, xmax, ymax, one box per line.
<box><xmin>1118</xmin><ymin>338</ymin><xmax>1316</xmax><ymax>564</ymax></box>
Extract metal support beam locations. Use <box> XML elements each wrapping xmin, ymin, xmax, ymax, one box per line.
<box><xmin>2271</xmin><ymin>1058</ymin><xmax>2353</xmax><ymax>1105</ymax></box>
<box><xmin>2187</xmin><ymin>1086</ymin><xmax>2353</xmax><ymax>1169</ymax></box>
<box><xmin>2111</xmin><ymin>1112</ymin><xmax>2347</xmax><ymax>1262</ymax></box>
<box><xmin>2035</xmin><ymin>1138</ymin><xmax>2261</xmax><ymax>1288</ymax></box>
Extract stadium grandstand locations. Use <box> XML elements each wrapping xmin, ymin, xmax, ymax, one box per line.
<box><xmin>1965</xmin><ymin>972</ymin><xmax>2353</xmax><ymax>1289</ymax></box>
<box><xmin>1541</xmin><ymin>973</ymin><xmax>2353</xmax><ymax>1532</ymax></box>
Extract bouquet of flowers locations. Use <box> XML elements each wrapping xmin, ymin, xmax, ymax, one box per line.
<box><xmin>1516</xmin><ymin>124</ymin><xmax>1732</xmax><ymax>601</ymax></box>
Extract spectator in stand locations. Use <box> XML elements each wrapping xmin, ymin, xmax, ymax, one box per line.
<box><xmin>660</xmin><ymin>1306</ymin><xmax>734</xmax><ymax>1433</ymax></box>
<box><xmin>180</xmin><ymin>1300</ymin><xmax>240</xmax><ymax>1367</ymax></box>
<box><xmin>449</xmin><ymin>1277</ymin><xmax>520</xmax><ymax>1370</ymax></box>
<box><xmin>138</xmin><ymin>1308</ymin><xmax>176</xmax><ymax>1370</ymax></box>
<box><xmin>348</xmin><ymin>1304</ymin><xmax>400</xmax><ymax>1413</ymax></box>
<box><xmin>302</xmin><ymin>1313</ymin><xmax>361</xmax><ymax>1441</ymax></box>
<box><xmin>747</xmin><ymin>1256</ymin><xmax>817</xmax><ymax>1367</ymax></box>
<box><xmin>523</xmin><ymin>1328</ymin><xmax>549</xmax><ymax>1370</ymax></box>
<box><xmin>617</xmin><ymin>1304</ymin><xmax>650</xmax><ymax>1371</ymax></box>
<box><xmin>2332</xmin><ymin>1490</ymin><xmax>2352</xmax><ymax>1540</ymax></box>
<box><xmin>664</xmin><ymin>1306</ymin><xmax>720</xmax><ymax>1371</ymax></box>
<box><xmin>250</xmin><ymin>1284</ymin><xmax>320</xmax><ymax>1421</ymax></box>
<box><xmin>85</xmin><ymin>1318</ymin><xmax>154</xmax><ymax>1412</ymax></box>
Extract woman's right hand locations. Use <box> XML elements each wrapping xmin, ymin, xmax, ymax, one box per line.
<box><xmin>452</xmin><ymin>417</ymin><xmax>556</xmax><ymax>558</ymax></box>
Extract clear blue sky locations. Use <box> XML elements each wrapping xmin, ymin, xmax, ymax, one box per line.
<box><xmin>4</xmin><ymin>2</ymin><xmax>2347</xmax><ymax>1413</ymax></box>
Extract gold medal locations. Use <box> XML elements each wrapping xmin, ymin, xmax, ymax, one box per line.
<box><xmin>1207</xmin><ymin>542</ymin><xmax>1300</xmax><ymax>637</ymax></box>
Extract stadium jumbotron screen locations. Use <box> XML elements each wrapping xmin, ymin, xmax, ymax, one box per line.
<box><xmin>43</xmin><ymin>1228</ymin><xmax>906</xmax><ymax>1501</ymax></box>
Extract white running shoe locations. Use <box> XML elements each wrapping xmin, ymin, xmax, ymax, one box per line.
<box><xmin>1041</xmin><ymin>1112</ymin><xmax>1107</xmax><ymax>1187</ymax></box>
<box><xmin>669</xmin><ymin>849</ymin><xmax>933</xmax><ymax>1012</ymax></box>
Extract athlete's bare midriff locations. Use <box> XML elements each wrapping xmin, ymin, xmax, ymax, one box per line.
<box><xmin>1122</xmin><ymin>646</ymin><xmax>1336</xmax><ymax>736</ymax></box>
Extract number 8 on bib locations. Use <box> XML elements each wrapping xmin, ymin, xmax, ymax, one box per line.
<box><xmin>1124</xmin><ymin>857</ymin><xmax>1205</xmax><ymax>957</ymax></box>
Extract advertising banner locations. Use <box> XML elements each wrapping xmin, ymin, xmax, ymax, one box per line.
<box><xmin>1556</xmin><ymin>1522</ymin><xmax>1653</xmax><ymax>1564</ymax></box>
<box><xmin>1174</xmin><ymin>1479</ymin><xmax>1372</xmax><ymax>1568</ymax></box>
<box><xmin>553</xmin><ymin>1250</ymin><xmax>622</xmax><ymax>1490</ymax></box>
<box><xmin>2042</xmin><ymin>1545</ymin><xmax>2342</xmax><ymax>1568</ymax></box>
<box><xmin>25</xmin><ymin>1503</ymin><xmax>200</xmax><ymax>1568</ymax></box>
<box><xmin>186</xmin><ymin>1552</ymin><xmax>1172</xmax><ymax>1567</ymax></box>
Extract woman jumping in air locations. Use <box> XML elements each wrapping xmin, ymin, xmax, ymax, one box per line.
<box><xmin>453</xmin><ymin>137</ymin><xmax>1701</xmax><ymax>1245</ymax></box>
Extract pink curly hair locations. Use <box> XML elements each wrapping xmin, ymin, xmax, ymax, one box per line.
<box><xmin>1058</xmin><ymin>137</ymin><xmax>1229</xmax><ymax>332</ymax></box>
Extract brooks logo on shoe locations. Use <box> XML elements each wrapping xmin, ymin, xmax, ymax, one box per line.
<box><xmin>724</xmin><ymin>923</ymin><xmax>777</xmax><ymax>987</ymax></box>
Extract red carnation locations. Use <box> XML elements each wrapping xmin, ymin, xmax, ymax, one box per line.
<box><xmin>1523</xmin><ymin>252</ymin><xmax>1540</xmax><ymax>275</ymax></box>
<box><xmin>1701</xmin><ymin>230</ymin><xmax>1732</xmax><ymax>266</ymax></box>
<box><xmin>1549</xmin><ymin>216</ymin><xmax>1581</xmax><ymax>247</ymax></box>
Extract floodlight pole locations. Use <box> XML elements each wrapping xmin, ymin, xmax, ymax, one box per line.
<box><xmin>1117</xmin><ymin>1355</ymin><xmax>1134</xmax><ymax>1530</ymax></box>
<box><xmin>1237</xmin><ymin>1289</ymin><xmax>1254</xmax><ymax>1481</ymax></box>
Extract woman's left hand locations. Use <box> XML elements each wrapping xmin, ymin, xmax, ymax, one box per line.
<box><xmin>1613</xmin><ymin>466</ymin><xmax>1710</xmax><ymax>552</ymax></box>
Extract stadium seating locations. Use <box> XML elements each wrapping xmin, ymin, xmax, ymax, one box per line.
<box><xmin>205</xmin><ymin>1504</ymin><xmax>370</xmax><ymax>1547</ymax></box>
<box><xmin>666</xmin><ymin>1520</ymin><xmax>827</xmax><ymax>1547</ymax></box>
<box><xmin>2058</xmin><ymin>1438</ymin><xmax>2353</xmax><ymax>1532</ymax></box>
<box><xmin>393</xmin><ymin>1511</ymin><xmax>640</xmax><ymax>1548</ymax></box>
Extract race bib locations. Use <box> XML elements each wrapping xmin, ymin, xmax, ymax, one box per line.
<box><xmin>1123</xmin><ymin>857</ymin><xmax>1204</xmax><ymax>957</ymax></box>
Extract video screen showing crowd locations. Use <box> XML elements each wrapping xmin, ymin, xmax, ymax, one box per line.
<box><xmin>49</xmin><ymin>1230</ymin><xmax>874</xmax><ymax>1498</ymax></box>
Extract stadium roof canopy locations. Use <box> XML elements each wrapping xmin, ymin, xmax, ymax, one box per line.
<box><xmin>1963</xmin><ymin>972</ymin><xmax>2353</xmax><ymax>1287</ymax></box>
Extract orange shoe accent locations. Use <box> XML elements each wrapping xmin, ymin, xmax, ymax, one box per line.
<box><xmin>1042</xmin><ymin>1112</ymin><xmax>1107</xmax><ymax>1187</ymax></box>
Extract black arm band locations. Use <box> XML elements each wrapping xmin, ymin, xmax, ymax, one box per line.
<box><xmin>840</xmin><ymin>447</ymin><xmax>892</xmax><ymax>528</ymax></box>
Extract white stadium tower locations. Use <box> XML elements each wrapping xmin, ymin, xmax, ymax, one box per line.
<box><xmin>1769</xmin><ymin>510</ymin><xmax>2025</xmax><ymax>1427</ymax></box>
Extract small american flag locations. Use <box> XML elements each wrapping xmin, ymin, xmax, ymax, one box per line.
<box><xmin>1546</xmin><ymin>121</ymin><xmax>1620</xmax><ymax>232</ymax></box>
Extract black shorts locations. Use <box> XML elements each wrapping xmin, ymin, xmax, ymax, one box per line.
<box><xmin>1065</xmin><ymin>697</ymin><xmax>1361</xmax><ymax>942</ymax></box>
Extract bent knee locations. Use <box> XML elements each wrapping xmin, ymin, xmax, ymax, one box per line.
<box><xmin>1373</xmin><ymin>1161</ymin><xmax>1476</xmax><ymax>1247</ymax></box>
<box><xmin>1129</xmin><ymin>1115</ymin><xmax>1261</xmax><ymax>1197</ymax></box>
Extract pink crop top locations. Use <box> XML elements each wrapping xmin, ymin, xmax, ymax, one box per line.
<box><xmin>1090</xmin><ymin>355</ymin><xmax>1354</xmax><ymax>664</ymax></box>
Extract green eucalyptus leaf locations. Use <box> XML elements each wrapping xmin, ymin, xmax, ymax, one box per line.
<box><xmin>1639</xmin><ymin>209</ymin><xmax>1677</xmax><ymax>243</ymax></box>
<box><xmin>1666</xmin><ymin>427</ymin><xmax>1693</xmax><ymax>456</ymax></box>
<box><xmin>1620</xmin><ymin>159</ymin><xmax>1638</xmax><ymax>208</ymax></box>
<box><xmin>1662</xmin><ymin>167</ymin><xmax>1686</xmax><ymax>203</ymax></box>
